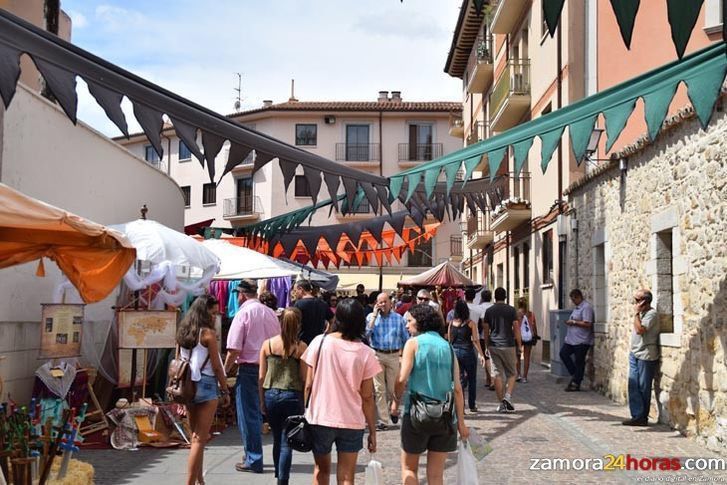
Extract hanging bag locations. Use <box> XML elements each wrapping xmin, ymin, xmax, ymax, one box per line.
<box><xmin>520</xmin><ymin>314</ymin><xmax>533</xmax><ymax>343</ymax></box>
<box><xmin>365</xmin><ymin>454</ymin><xmax>384</xmax><ymax>485</ymax></box>
<box><xmin>166</xmin><ymin>345</ymin><xmax>209</xmax><ymax>405</ymax></box>
<box><xmin>284</xmin><ymin>334</ymin><xmax>327</xmax><ymax>452</ymax></box>
<box><xmin>409</xmin><ymin>344</ymin><xmax>456</xmax><ymax>435</ymax></box>
<box><xmin>456</xmin><ymin>440</ymin><xmax>479</xmax><ymax>485</ymax></box>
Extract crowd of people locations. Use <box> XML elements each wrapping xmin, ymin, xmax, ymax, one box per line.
<box><xmin>173</xmin><ymin>278</ymin><xmax>659</xmax><ymax>484</ymax></box>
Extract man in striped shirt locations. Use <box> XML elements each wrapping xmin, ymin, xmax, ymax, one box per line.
<box><xmin>366</xmin><ymin>292</ymin><xmax>409</xmax><ymax>430</ymax></box>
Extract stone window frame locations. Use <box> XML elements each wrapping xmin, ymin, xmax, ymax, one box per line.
<box><xmin>646</xmin><ymin>206</ymin><xmax>685</xmax><ymax>348</ymax></box>
<box><xmin>591</xmin><ymin>228</ymin><xmax>610</xmax><ymax>334</ymax></box>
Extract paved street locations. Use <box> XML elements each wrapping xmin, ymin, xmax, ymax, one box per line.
<box><xmin>82</xmin><ymin>366</ymin><xmax>726</xmax><ymax>484</ymax></box>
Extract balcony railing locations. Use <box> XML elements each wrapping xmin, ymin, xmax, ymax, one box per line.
<box><xmin>448</xmin><ymin>114</ymin><xmax>464</xmax><ymax>137</ymax></box>
<box><xmin>466</xmin><ymin>29</ymin><xmax>494</xmax><ymax>93</ymax></box>
<box><xmin>490</xmin><ymin>60</ymin><xmax>531</xmax><ymax>123</ymax></box>
<box><xmin>223</xmin><ymin>195</ymin><xmax>262</xmax><ymax>218</ymax></box>
<box><xmin>335</xmin><ymin>143</ymin><xmax>380</xmax><ymax>162</ymax></box>
<box><xmin>487</xmin><ymin>172</ymin><xmax>531</xmax><ymax>211</ymax></box>
<box><xmin>466</xmin><ymin>120</ymin><xmax>488</xmax><ymax>146</ymax></box>
<box><xmin>450</xmin><ymin>235</ymin><xmax>463</xmax><ymax>258</ymax></box>
<box><xmin>398</xmin><ymin>143</ymin><xmax>444</xmax><ymax>162</ymax></box>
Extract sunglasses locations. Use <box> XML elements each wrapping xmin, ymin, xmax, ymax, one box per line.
<box><xmin>417</xmin><ymin>297</ymin><xmax>430</xmax><ymax>301</ymax></box>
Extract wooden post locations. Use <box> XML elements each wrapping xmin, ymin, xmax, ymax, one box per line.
<box><xmin>141</xmin><ymin>349</ymin><xmax>147</xmax><ymax>400</ymax></box>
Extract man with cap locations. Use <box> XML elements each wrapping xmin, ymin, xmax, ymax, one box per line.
<box><xmin>224</xmin><ymin>279</ymin><xmax>280</xmax><ymax>474</ymax></box>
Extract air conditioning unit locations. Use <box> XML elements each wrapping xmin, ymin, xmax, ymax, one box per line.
<box><xmin>324</xmin><ymin>115</ymin><xmax>336</xmax><ymax>124</ymax></box>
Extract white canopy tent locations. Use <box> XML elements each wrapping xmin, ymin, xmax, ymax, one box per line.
<box><xmin>202</xmin><ymin>239</ymin><xmax>298</xmax><ymax>280</ymax></box>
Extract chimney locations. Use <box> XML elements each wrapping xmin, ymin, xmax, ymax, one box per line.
<box><xmin>390</xmin><ymin>91</ymin><xmax>402</xmax><ymax>102</ymax></box>
<box><xmin>377</xmin><ymin>90</ymin><xmax>389</xmax><ymax>103</ymax></box>
<box><xmin>262</xmin><ymin>100</ymin><xmax>273</xmax><ymax>108</ymax></box>
<box><xmin>289</xmin><ymin>79</ymin><xmax>298</xmax><ymax>102</ymax></box>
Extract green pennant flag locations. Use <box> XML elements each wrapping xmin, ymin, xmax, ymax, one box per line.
<box><xmin>643</xmin><ymin>83</ymin><xmax>678</xmax><ymax>142</ymax></box>
<box><xmin>540</xmin><ymin>127</ymin><xmax>564</xmax><ymax>174</ymax></box>
<box><xmin>405</xmin><ymin>172</ymin><xmax>421</xmax><ymax>203</ymax></box>
<box><xmin>542</xmin><ymin>0</ymin><xmax>566</xmax><ymax>37</ymax></box>
<box><xmin>462</xmin><ymin>155</ymin><xmax>481</xmax><ymax>187</ymax></box>
<box><xmin>666</xmin><ymin>0</ymin><xmax>704</xmax><ymax>59</ymax></box>
<box><xmin>389</xmin><ymin>176</ymin><xmax>404</xmax><ymax>201</ymax></box>
<box><xmin>603</xmin><ymin>100</ymin><xmax>636</xmax><ymax>152</ymax></box>
<box><xmin>609</xmin><ymin>0</ymin><xmax>641</xmax><ymax>49</ymax></box>
<box><xmin>487</xmin><ymin>147</ymin><xmax>507</xmax><ymax>180</ymax></box>
<box><xmin>685</xmin><ymin>63</ymin><xmax>727</xmax><ymax>129</ymax></box>
<box><xmin>569</xmin><ymin>115</ymin><xmax>598</xmax><ymax>163</ymax></box>
<box><xmin>424</xmin><ymin>167</ymin><xmax>440</xmax><ymax>199</ymax></box>
<box><xmin>444</xmin><ymin>162</ymin><xmax>461</xmax><ymax>196</ymax></box>
<box><xmin>512</xmin><ymin>138</ymin><xmax>534</xmax><ymax>175</ymax></box>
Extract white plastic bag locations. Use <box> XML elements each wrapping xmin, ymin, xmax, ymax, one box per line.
<box><xmin>365</xmin><ymin>456</ymin><xmax>384</xmax><ymax>485</ymax></box>
<box><xmin>456</xmin><ymin>440</ymin><xmax>479</xmax><ymax>485</ymax></box>
<box><xmin>467</xmin><ymin>428</ymin><xmax>493</xmax><ymax>461</ymax></box>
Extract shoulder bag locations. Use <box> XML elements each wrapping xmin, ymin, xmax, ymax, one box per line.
<box><xmin>284</xmin><ymin>334</ymin><xmax>327</xmax><ymax>452</ymax></box>
<box><xmin>409</xmin><ymin>343</ymin><xmax>456</xmax><ymax>435</ymax></box>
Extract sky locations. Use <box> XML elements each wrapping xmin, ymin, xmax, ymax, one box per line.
<box><xmin>61</xmin><ymin>0</ymin><xmax>464</xmax><ymax>137</ymax></box>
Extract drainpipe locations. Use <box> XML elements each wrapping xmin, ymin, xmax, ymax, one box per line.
<box><xmin>378</xmin><ymin>110</ymin><xmax>384</xmax><ymax>291</ymax></box>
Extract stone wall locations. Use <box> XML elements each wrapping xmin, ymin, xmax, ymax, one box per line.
<box><xmin>566</xmin><ymin>109</ymin><xmax>727</xmax><ymax>453</ymax></box>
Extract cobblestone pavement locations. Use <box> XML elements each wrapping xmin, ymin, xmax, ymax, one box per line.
<box><xmin>82</xmin><ymin>367</ymin><xmax>726</xmax><ymax>484</ymax></box>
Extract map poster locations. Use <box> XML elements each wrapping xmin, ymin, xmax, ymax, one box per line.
<box><xmin>118</xmin><ymin>310</ymin><xmax>177</xmax><ymax>349</ymax></box>
<box><xmin>40</xmin><ymin>304</ymin><xmax>84</xmax><ymax>359</ymax></box>
<box><xmin>117</xmin><ymin>348</ymin><xmax>146</xmax><ymax>388</ymax></box>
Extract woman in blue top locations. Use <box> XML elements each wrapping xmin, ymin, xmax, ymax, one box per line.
<box><xmin>391</xmin><ymin>304</ymin><xmax>469</xmax><ymax>485</ymax></box>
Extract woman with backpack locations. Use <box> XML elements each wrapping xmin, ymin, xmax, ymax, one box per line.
<box><xmin>176</xmin><ymin>295</ymin><xmax>230</xmax><ymax>485</ymax></box>
<box><xmin>258</xmin><ymin>307</ymin><xmax>308</xmax><ymax>485</ymax></box>
<box><xmin>391</xmin><ymin>303</ymin><xmax>469</xmax><ymax>485</ymax></box>
<box><xmin>516</xmin><ymin>297</ymin><xmax>539</xmax><ymax>383</ymax></box>
<box><xmin>302</xmin><ymin>298</ymin><xmax>380</xmax><ymax>485</ymax></box>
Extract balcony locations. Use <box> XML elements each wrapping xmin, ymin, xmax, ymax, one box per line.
<box><xmin>466</xmin><ymin>212</ymin><xmax>494</xmax><ymax>250</ymax></box>
<box><xmin>466</xmin><ymin>31</ymin><xmax>494</xmax><ymax>94</ymax></box>
<box><xmin>466</xmin><ymin>120</ymin><xmax>488</xmax><ymax>146</ymax></box>
<box><xmin>448</xmin><ymin>114</ymin><xmax>464</xmax><ymax>137</ymax></box>
<box><xmin>490</xmin><ymin>0</ymin><xmax>530</xmax><ymax>35</ymax></box>
<box><xmin>488</xmin><ymin>172</ymin><xmax>531</xmax><ymax>233</ymax></box>
<box><xmin>223</xmin><ymin>196</ymin><xmax>262</xmax><ymax>222</ymax></box>
<box><xmin>450</xmin><ymin>235</ymin><xmax>463</xmax><ymax>262</ymax></box>
<box><xmin>334</xmin><ymin>143</ymin><xmax>380</xmax><ymax>162</ymax></box>
<box><xmin>398</xmin><ymin>143</ymin><xmax>444</xmax><ymax>166</ymax></box>
<box><xmin>490</xmin><ymin>59</ymin><xmax>531</xmax><ymax>132</ymax></box>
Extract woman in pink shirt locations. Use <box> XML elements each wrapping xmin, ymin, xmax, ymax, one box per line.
<box><xmin>302</xmin><ymin>298</ymin><xmax>380</xmax><ymax>485</ymax></box>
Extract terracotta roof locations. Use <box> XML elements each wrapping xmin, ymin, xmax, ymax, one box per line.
<box><xmin>229</xmin><ymin>100</ymin><xmax>462</xmax><ymax>117</ymax></box>
<box><xmin>116</xmin><ymin>100</ymin><xmax>462</xmax><ymax>142</ymax></box>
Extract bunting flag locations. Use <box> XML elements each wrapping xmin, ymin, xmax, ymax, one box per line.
<box><xmin>542</xmin><ymin>0</ymin><xmax>717</xmax><ymax>59</ymax></box>
<box><xmin>388</xmin><ymin>41</ymin><xmax>727</xmax><ymax>189</ymax></box>
<box><xmin>0</xmin><ymin>9</ymin><xmax>387</xmax><ymax>207</ymax></box>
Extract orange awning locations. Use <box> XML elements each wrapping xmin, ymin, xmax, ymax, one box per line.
<box><xmin>0</xmin><ymin>183</ymin><xmax>136</xmax><ymax>303</ymax></box>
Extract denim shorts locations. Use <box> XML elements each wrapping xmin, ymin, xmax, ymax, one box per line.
<box><xmin>193</xmin><ymin>374</ymin><xmax>219</xmax><ymax>404</ymax></box>
<box><xmin>309</xmin><ymin>424</ymin><xmax>365</xmax><ymax>455</ymax></box>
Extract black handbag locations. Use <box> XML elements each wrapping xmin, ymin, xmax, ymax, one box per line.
<box><xmin>284</xmin><ymin>334</ymin><xmax>326</xmax><ymax>452</ymax></box>
<box><xmin>409</xmin><ymin>344</ymin><xmax>456</xmax><ymax>435</ymax></box>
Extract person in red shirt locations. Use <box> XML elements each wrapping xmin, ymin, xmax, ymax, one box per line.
<box><xmin>395</xmin><ymin>293</ymin><xmax>414</xmax><ymax>316</ymax></box>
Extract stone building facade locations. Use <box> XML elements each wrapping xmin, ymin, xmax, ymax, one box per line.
<box><xmin>564</xmin><ymin>107</ymin><xmax>727</xmax><ymax>453</ymax></box>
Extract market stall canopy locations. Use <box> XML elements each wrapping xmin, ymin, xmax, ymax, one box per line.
<box><xmin>201</xmin><ymin>239</ymin><xmax>297</xmax><ymax>280</ymax></box>
<box><xmin>109</xmin><ymin>219</ymin><xmax>220</xmax><ymax>308</ymax></box>
<box><xmin>273</xmin><ymin>258</ymin><xmax>340</xmax><ymax>292</ymax></box>
<box><xmin>398</xmin><ymin>261</ymin><xmax>474</xmax><ymax>288</ymax></box>
<box><xmin>0</xmin><ymin>182</ymin><xmax>136</xmax><ymax>303</ymax></box>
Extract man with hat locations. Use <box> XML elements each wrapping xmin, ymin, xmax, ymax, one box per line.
<box><xmin>224</xmin><ymin>279</ymin><xmax>280</xmax><ymax>473</ymax></box>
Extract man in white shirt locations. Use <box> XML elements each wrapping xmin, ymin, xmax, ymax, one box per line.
<box><xmin>479</xmin><ymin>289</ymin><xmax>494</xmax><ymax>388</ymax></box>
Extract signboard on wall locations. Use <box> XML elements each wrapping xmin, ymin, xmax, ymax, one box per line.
<box><xmin>40</xmin><ymin>304</ymin><xmax>84</xmax><ymax>359</ymax></box>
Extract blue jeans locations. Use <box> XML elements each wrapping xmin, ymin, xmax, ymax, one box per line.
<box><xmin>236</xmin><ymin>364</ymin><xmax>263</xmax><ymax>472</ymax></box>
<box><xmin>628</xmin><ymin>353</ymin><xmax>658</xmax><ymax>420</ymax></box>
<box><xmin>264</xmin><ymin>389</ymin><xmax>303</xmax><ymax>481</ymax></box>
<box><xmin>559</xmin><ymin>343</ymin><xmax>591</xmax><ymax>385</ymax></box>
<box><xmin>454</xmin><ymin>346</ymin><xmax>477</xmax><ymax>409</ymax></box>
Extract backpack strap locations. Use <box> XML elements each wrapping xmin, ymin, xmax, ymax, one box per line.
<box><xmin>305</xmin><ymin>334</ymin><xmax>327</xmax><ymax>409</ymax></box>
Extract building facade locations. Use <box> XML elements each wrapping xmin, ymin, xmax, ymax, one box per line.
<box><xmin>445</xmin><ymin>0</ymin><xmax>588</xmax><ymax>365</ymax></box>
<box><xmin>117</xmin><ymin>93</ymin><xmax>463</xmax><ymax>290</ymax></box>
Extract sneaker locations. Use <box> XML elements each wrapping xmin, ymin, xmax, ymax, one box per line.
<box><xmin>622</xmin><ymin>417</ymin><xmax>648</xmax><ymax>426</ymax></box>
<box><xmin>502</xmin><ymin>398</ymin><xmax>515</xmax><ymax>412</ymax></box>
<box><xmin>496</xmin><ymin>403</ymin><xmax>507</xmax><ymax>413</ymax></box>
<box><xmin>565</xmin><ymin>382</ymin><xmax>581</xmax><ymax>392</ymax></box>
<box><xmin>516</xmin><ymin>375</ymin><xmax>522</xmax><ymax>382</ymax></box>
<box><xmin>376</xmin><ymin>422</ymin><xmax>389</xmax><ymax>431</ymax></box>
<box><xmin>469</xmin><ymin>406</ymin><xmax>479</xmax><ymax>413</ymax></box>
<box><xmin>521</xmin><ymin>378</ymin><xmax>528</xmax><ymax>383</ymax></box>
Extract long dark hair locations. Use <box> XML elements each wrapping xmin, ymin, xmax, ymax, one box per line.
<box><xmin>332</xmin><ymin>298</ymin><xmax>366</xmax><ymax>341</ymax></box>
<box><xmin>177</xmin><ymin>295</ymin><xmax>218</xmax><ymax>348</ymax></box>
<box><xmin>453</xmin><ymin>300</ymin><xmax>470</xmax><ymax>321</ymax></box>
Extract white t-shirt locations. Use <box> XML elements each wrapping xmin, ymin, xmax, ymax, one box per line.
<box><xmin>478</xmin><ymin>302</ymin><xmax>494</xmax><ymax>339</ymax></box>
